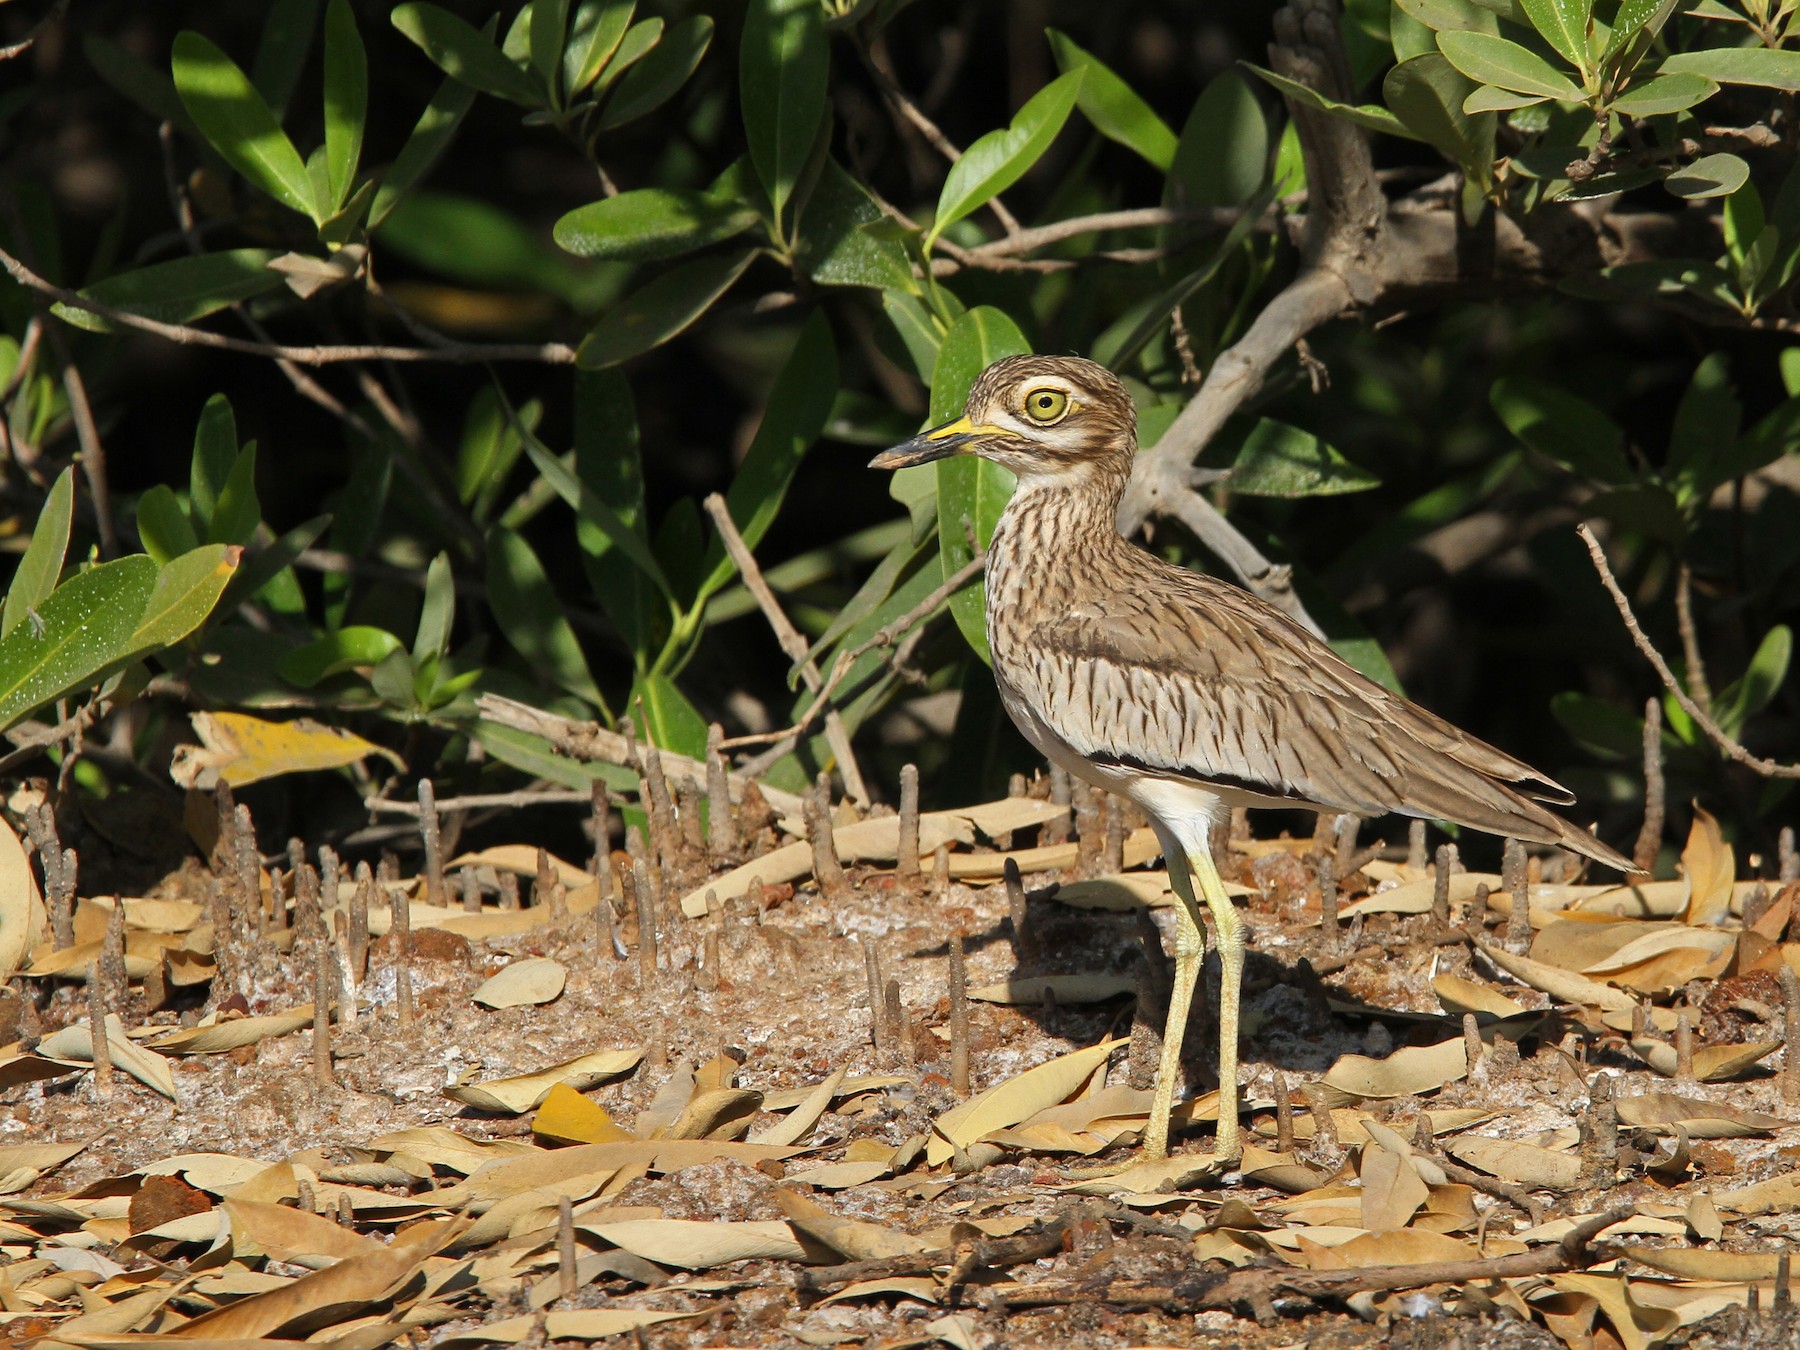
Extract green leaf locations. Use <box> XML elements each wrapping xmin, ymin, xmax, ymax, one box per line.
<box><xmin>554</xmin><ymin>187</ymin><xmax>757</xmax><ymax>262</ymax></box>
<box><xmin>1666</xmin><ymin>352</ymin><xmax>1740</xmax><ymax>495</ymax></box>
<box><xmin>391</xmin><ymin>2</ymin><xmax>542</xmax><ymax>106</ymax></box>
<box><xmin>2</xmin><ymin>469</ymin><xmax>74</xmax><ymax>640</ymax></box>
<box><xmin>50</xmin><ymin>249</ymin><xmax>284</xmax><ymax>335</ymax></box>
<box><xmin>1385</xmin><ymin>54</ymin><xmax>1496</xmax><ymax>185</ymax></box>
<box><xmin>574</xmin><ymin>249</ymin><xmax>755</xmax><ymax>369</ymax></box>
<box><xmin>1551</xmin><ymin>690</ymin><xmax>1645</xmax><ymax>759</ymax></box>
<box><xmin>1518</xmin><ymin>0</ymin><xmax>1592</xmax><ymax>73</ymax></box>
<box><xmin>126</xmin><ymin>545</ymin><xmax>238</xmax><ymax>657</ymax></box>
<box><xmin>172</xmin><ymin>32</ymin><xmax>319</xmax><ymax>221</ymax></box>
<box><xmin>322</xmin><ymin>0</ymin><xmax>367</xmax><ymax>211</ymax></box>
<box><xmin>695</xmin><ymin>311</ymin><xmax>839</xmax><ymax>606</ymax></box>
<box><xmin>190</xmin><ymin>394</ymin><xmax>239</xmax><ymax>534</ymax></box>
<box><xmin>1490</xmin><ymin>375</ymin><xmax>1633</xmax><ymax>483</ymax></box>
<box><xmin>1717</xmin><ymin>625</ymin><xmax>1792</xmax><ymax>735</ymax></box>
<box><xmin>881</xmin><ymin>289</ymin><xmax>947</xmax><ymax>382</ymax></box>
<box><xmin>84</xmin><ymin>35</ymin><xmax>192</xmax><ymax>131</ymax></box>
<box><xmin>1240</xmin><ymin>62</ymin><xmax>1419</xmax><ymax>140</ymax></box>
<box><xmin>368</xmin><ymin>69</ymin><xmax>479</xmax><ymax>230</ymax></box>
<box><xmin>573</xmin><ymin>369</ymin><xmax>659</xmax><ymax>658</ymax></box>
<box><xmin>598</xmin><ymin>13</ymin><xmax>713</xmax><ymax>131</ymax></box>
<box><xmin>929</xmin><ymin>69</ymin><xmax>1084</xmax><ymax>248</ymax></box>
<box><xmin>135</xmin><ymin>486</ymin><xmax>200</xmax><ymax>567</ymax></box>
<box><xmin>279</xmin><ymin>626</ymin><xmax>404</xmax><ymax>687</ymax></box>
<box><xmin>519</xmin><ymin>414</ymin><xmax>673</xmax><ymax>597</ymax></box>
<box><xmin>1665</xmin><ymin>152</ymin><xmax>1749</xmax><ymax>200</ymax></box>
<box><xmin>486</xmin><ymin>525</ymin><xmax>607</xmax><ymax>711</ymax></box>
<box><xmin>1662</xmin><ymin>45</ymin><xmax>1800</xmax><ymax>92</ymax></box>
<box><xmin>1463</xmin><ymin>85</ymin><xmax>1548</xmax><ymax>112</ymax></box>
<box><xmin>741</xmin><ymin>0</ymin><xmax>828</xmax><ymax>230</ymax></box>
<box><xmin>1394</xmin><ymin>0</ymin><xmax>1502</xmax><ymax>34</ymax></box>
<box><xmin>589</xmin><ymin>18</ymin><xmax>662</xmax><ymax>100</ymax></box>
<box><xmin>629</xmin><ymin>672</ymin><xmax>707</xmax><ymax>758</ymax></box>
<box><xmin>564</xmin><ymin>0</ymin><xmax>635</xmax><ymax>97</ymax></box>
<box><xmin>1046</xmin><ymin>29</ymin><xmax>1177</xmax><ymax>171</ymax></box>
<box><xmin>224</xmin><ymin>513</ymin><xmax>329</xmax><ymax>610</ymax></box>
<box><xmin>1168</xmin><ymin>72</ymin><xmax>1268</xmax><ymax>211</ymax></box>
<box><xmin>1611</xmin><ymin>71</ymin><xmax>1716</xmax><ymax>116</ymax></box>
<box><xmin>413</xmin><ymin>553</ymin><xmax>455</xmax><ymax>665</ymax></box>
<box><xmin>1605</xmin><ymin>0</ymin><xmax>1677</xmax><ymax>60</ymax></box>
<box><xmin>476</xmin><ymin>718</ymin><xmax>637</xmax><ymax>793</ymax></box>
<box><xmin>251</xmin><ymin>0</ymin><xmax>321</xmax><ymax>117</ymax></box>
<box><xmin>1226</xmin><ymin>419</ymin><xmax>1380</xmax><ymax>496</ymax></box>
<box><xmin>1436</xmin><ymin>29</ymin><xmax>1584</xmax><ymax>99</ymax></box>
<box><xmin>378</xmin><ymin>191</ymin><xmax>587</xmax><ymax>298</ymax></box>
<box><xmin>931</xmin><ymin>307</ymin><xmax>1031</xmax><ymax>659</ymax></box>
<box><xmin>0</xmin><ymin>556</ymin><xmax>157</xmax><ymax>732</ymax></box>
<box><xmin>796</xmin><ymin>159</ymin><xmax>915</xmax><ymax>290</ymax></box>
<box><xmin>530</xmin><ymin>0</ymin><xmax>571</xmax><ymax>106</ymax></box>
<box><xmin>209</xmin><ymin>444</ymin><xmax>261</xmax><ymax>547</ymax></box>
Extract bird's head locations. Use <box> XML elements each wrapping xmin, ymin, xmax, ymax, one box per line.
<box><xmin>869</xmin><ymin>355</ymin><xmax>1136</xmax><ymax>488</ymax></box>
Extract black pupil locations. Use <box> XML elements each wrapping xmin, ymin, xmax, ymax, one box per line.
<box><xmin>1035</xmin><ymin>394</ymin><xmax>1054</xmax><ymax>410</ymax></box>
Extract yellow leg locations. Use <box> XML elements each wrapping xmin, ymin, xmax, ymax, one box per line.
<box><xmin>1144</xmin><ymin>841</ymin><xmax>1243</xmax><ymax>1164</ymax></box>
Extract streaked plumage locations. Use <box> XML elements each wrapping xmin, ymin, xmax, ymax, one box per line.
<box><xmin>874</xmin><ymin>354</ymin><xmax>1632</xmax><ymax>1178</ymax></box>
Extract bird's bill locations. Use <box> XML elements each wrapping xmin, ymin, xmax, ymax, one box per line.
<box><xmin>868</xmin><ymin>416</ymin><xmax>1003</xmax><ymax>470</ymax></box>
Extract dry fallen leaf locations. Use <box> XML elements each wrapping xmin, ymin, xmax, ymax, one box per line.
<box><xmin>1629</xmin><ymin>1037</ymin><xmax>1780</xmax><ymax>1082</ymax></box>
<box><xmin>927</xmin><ymin>1038</ymin><xmax>1123</xmax><ymax>1165</ymax></box>
<box><xmin>748</xmin><ymin>1067</ymin><xmax>845</xmax><ymax>1147</ymax></box>
<box><xmin>442</xmin><ymin>1046</ymin><xmax>644</xmax><ymax>1113</ymax></box>
<box><xmin>431</xmin><ymin>1309</ymin><xmax>702</xmax><ymax>1346</ymax></box>
<box><xmin>1444</xmin><ymin>1135</ymin><xmax>1582</xmax><ymax>1191</ymax></box>
<box><xmin>966</xmin><ymin>974</ymin><xmax>1135</xmax><ymax>1006</ymax></box>
<box><xmin>1679</xmin><ymin>805</ymin><xmax>1735</xmax><ymax>927</ymax></box>
<box><xmin>170</xmin><ymin>710</ymin><xmax>403</xmax><ymax>789</ymax></box>
<box><xmin>1614</xmin><ymin>1092</ymin><xmax>1795</xmax><ymax>1138</ymax></box>
<box><xmin>586</xmin><ymin>1217</ymin><xmax>816</xmax><ymax>1268</ymax></box>
<box><xmin>776</xmin><ymin>1188</ymin><xmax>932</xmax><ymax>1260</ymax></box>
<box><xmin>531</xmin><ymin>1083</ymin><xmax>633</xmax><ymax>1145</ymax></box>
<box><xmin>471</xmin><ymin>957</ymin><xmax>567</xmax><ymax>1009</ymax></box>
<box><xmin>0</xmin><ymin>814</ymin><xmax>46</xmax><ymax>982</ymax></box>
<box><xmin>1310</xmin><ymin>1038</ymin><xmax>1466</xmax><ymax>1108</ymax></box>
<box><xmin>150</xmin><ymin>1005</ymin><xmax>320</xmax><ymax>1055</ymax></box>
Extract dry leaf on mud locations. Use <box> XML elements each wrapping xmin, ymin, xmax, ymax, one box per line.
<box><xmin>149</xmin><ymin>1005</ymin><xmax>320</xmax><ymax>1055</ymax></box>
<box><xmin>1358</xmin><ymin>1129</ymin><xmax>1430</xmax><ymax>1232</ymax></box>
<box><xmin>821</xmin><ymin>1276</ymin><xmax>942</xmax><ymax>1306</ymax></box>
<box><xmin>37</xmin><ymin>1014</ymin><xmax>177</xmax><ymax>1099</ymax></box>
<box><xmin>1049</xmin><ymin>870</ymin><xmax>1252</xmax><ymax>911</ymax></box>
<box><xmin>927</xmin><ymin>1038</ymin><xmax>1123</xmax><ymax>1165</ymax></box>
<box><xmin>1309</xmin><ymin>1038</ymin><xmax>1466</xmax><ymax>1108</ymax></box>
<box><xmin>222</xmin><ymin>1197</ymin><xmax>383</xmax><ymax>1268</ymax></box>
<box><xmin>1629</xmin><ymin>1037</ymin><xmax>1780</xmax><ymax>1081</ymax></box>
<box><xmin>433</xmin><ymin>1310</ymin><xmax>703</xmax><ymax>1345</ymax></box>
<box><xmin>0</xmin><ymin>813</ymin><xmax>45</xmax><ymax>981</ymax></box>
<box><xmin>749</xmin><ymin>1067</ymin><xmax>845</xmax><ymax>1147</ymax></box>
<box><xmin>1294</xmin><ymin>1227</ymin><xmax>1481</xmax><ymax>1270</ymax></box>
<box><xmin>586</xmin><ymin>1217</ymin><xmax>816</xmax><ymax>1268</ymax></box>
<box><xmin>1679</xmin><ymin>806</ymin><xmax>1735</xmax><ymax>927</ymax></box>
<box><xmin>1340</xmin><ymin>872</ymin><xmax>1498</xmax><ymax>918</ymax></box>
<box><xmin>1715</xmin><ymin>1170</ymin><xmax>1800</xmax><ymax>1214</ymax></box>
<box><xmin>1477</xmin><ymin>944</ymin><xmax>1638</xmax><ymax>1012</ymax></box>
<box><xmin>471</xmin><ymin>957</ymin><xmax>567</xmax><ymax>1009</ymax></box>
<box><xmin>776</xmin><ymin>1188</ymin><xmax>933</xmax><ymax>1260</ymax></box>
<box><xmin>442</xmin><ymin>1046</ymin><xmax>644</xmax><ymax>1113</ymax></box>
<box><xmin>1444</xmin><ymin>1136</ymin><xmax>1582</xmax><ymax>1190</ymax></box>
<box><xmin>1431</xmin><ymin>973</ymin><xmax>1527</xmax><ymax>1020</ymax></box>
<box><xmin>1548</xmin><ymin>1272</ymin><xmax>1682</xmax><ymax>1350</ymax></box>
<box><xmin>1614</xmin><ymin>1092</ymin><xmax>1795</xmax><ymax>1137</ymax></box>
<box><xmin>531</xmin><ymin>1083</ymin><xmax>632</xmax><ymax>1145</ymax></box>
<box><xmin>1623</xmin><ymin>1245</ymin><xmax>1786</xmax><ymax>1282</ymax></box>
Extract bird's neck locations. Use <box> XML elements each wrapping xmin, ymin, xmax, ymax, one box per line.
<box><xmin>987</xmin><ymin>470</ymin><xmax>1132</xmax><ymax>614</ymax></box>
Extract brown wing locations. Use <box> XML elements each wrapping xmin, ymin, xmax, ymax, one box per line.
<box><xmin>1014</xmin><ymin>563</ymin><xmax>1631</xmax><ymax>870</ymax></box>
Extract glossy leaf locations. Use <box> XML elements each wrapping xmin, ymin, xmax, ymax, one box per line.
<box><xmin>598</xmin><ymin>14</ymin><xmax>713</xmax><ymax>131</ymax></box>
<box><xmin>630</xmin><ymin>672</ymin><xmax>708</xmax><ymax>758</ymax></box>
<box><xmin>929</xmin><ymin>69</ymin><xmax>1084</xmax><ymax>248</ymax></box>
<box><xmin>2</xmin><ymin>469</ymin><xmax>74</xmax><ymax>640</ymax></box>
<box><xmin>1227</xmin><ymin>419</ymin><xmax>1380</xmax><ymax>497</ymax></box>
<box><xmin>554</xmin><ymin>187</ymin><xmax>757</xmax><ymax>262</ymax></box>
<box><xmin>0</xmin><ymin>556</ymin><xmax>157</xmax><ymax>732</ymax></box>
<box><xmin>1436</xmin><ymin>30</ymin><xmax>1584</xmax><ymax>99</ymax></box>
<box><xmin>224</xmin><ymin>513</ymin><xmax>329</xmax><ymax>610</ymax></box>
<box><xmin>1394</xmin><ymin>0</ymin><xmax>1501</xmax><ymax>33</ymax></box>
<box><xmin>190</xmin><ymin>394</ymin><xmax>239</xmax><ymax>536</ymax></box>
<box><xmin>391</xmin><ymin>3</ymin><xmax>542</xmax><ymax>106</ymax></box>
<box><xmin>573</xmin><ymin>369</ymin><xmax>659</xmax><ymax>658</ymax></box>
<box><xmin>1241</xmin><ymin>63</ymin><xmax>1418</xmax><ymax>140</ymax></box>
<box><xmin>208</xmin><ymin>444</ymin><xmax>261</xmax><ymax>547</ymax></box>
<box><xmin>1611</xmin><ymin>72</ymin><xmax>1716</xmax><ymax>116</ymax></box>
<box><xmin>280</xmin><ymin>627</ymin><xmax>404</xmax><ymax>687</ymax></box>
<box><xmin>1168</xmin><ymin>72</ymin><xmax>1268</xmax><ymax>211</ymax></box>
<box><xmin>741</xmin><ymin>0</ymin><xmax>828</xmax><ymax>228</ymax></box>
<box><xmin>172</xmin><ymin>32</ymin><xmax>318</xmax><ymax>220</ymax></box>
<box><xmin>1551</xmin><ymin>691</ymin><xmax>1646</xmax><ymax>759</ymax></box>
<box><xmin>1385</xmin><ymin>54</ymin><xmax>1495</xmax><ymax>185</ymax></box>
<box><xmin>486</xmin><ymin>525</ymin><xmax>607</xmax><ymax>711</ymax></box>
<box><xmin>50</xmin><ymin>249</ymin><xmax>284</xmax><ymax>335</ymax></box>
<box><xmin>322</xmin><ymin>0</ymin><xmax>367</xmax><ymax>210</ymax></box>
<box><xmin>1717</xmin><ymin>626</ymin><xmax>1792</xmax><ymax>736</ymax></box>
<box><xmin>695</xmin><ymin>311</ymin><xmax>839</xmax><ymax>605</ymax></box>
<box><xmin>519</xmin><ymin>413</ymin><xmax>672</xmax><ymax>597</ymax></box>
<box><xmin>931</xmin><ymin>307</ymin><xmax>1031</xmax><ymax>659</ymax></box>
<box><xmin>1491</xmin><ymin>376</ymin><xmax>1633</xmax><ymax>484</ymax></box>
<box><xmin>1518</xmin><ymin>0</ymin><xmax>1592</xmax><ymax>72</ymax></box>
<box><xmin>414</xmin><ymin>553</ymin><xmax>456</xmax><ymax>665</ymax></box>
<box><xmin>1047</xmin><ymin>29</ymin><xmax>1177</xmax><ymax>170</ymax></box>
<box><xmin>589</xmin><ymin>18</ymin><xmax>662</xmax><ymax>99</ymax></box>
<box><xmin>126</xmin><ymin>545</ymin><xmax>238</xmax><ymax>657</ymax></box>
<box><xmin>565</xmin><ymin>0</ymin><xmax>635</xmax><ymax>97</ymax></box>
<box><xmin>574</xmin><ymin>250</ymin><xmax>755</xmax><ymax>369</ymax></box>
<box><xmin>251</xmin><ymin>0</ymin><xmax>321</xmax><ymax>117</ymax></box>
<box><xmin>1666</xmin><ymin>353</ymin><xmax>1740</xmax><ymax>495</ymax></box>
<box><xmin>368</xmin><ymin>70</ymin><xmax>478</xmax><ymax>230</ymax></box>
<box><xmin>1663</xmin><ymin>46</ymin><xmax>1800</xmax><ymax>91</ymax></box>
<box><xmin>881</xmin><ymin>290</ymin><xmax>948</xmax><ymax>382</ymax></box>
<box><xmin>530</xmin><ymin>0</ymin><xmax>571</xmax><ymax>106</ymax></box>
<box><xmin>797</xmin><ymin>159</ymin><xmax>914</xmax><ymax>289</ymax></box>
<box><xmin>135</xmin><ymin>486</ymin><xmax>200</xmax><ymax>567</ymax></box>
<box><xmin>1665</xmin><ymin>152</ymin><xmax>1748</xmax><ymax>200</ymax></box>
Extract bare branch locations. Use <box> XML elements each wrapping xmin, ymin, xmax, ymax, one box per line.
<box><xmin>701</xmin><ymin>493</ymin><xmax>869</xmax><ymax>805</ymax></box>
<box><xmin>0</xmin><ymin>242</ymin><xmax>577</xmax><ymax>366</ymax></box>
<box><xmin>1579</xmin><ymin>524</ymin><xmax>1800</xmax><ymax>779</ymax></box>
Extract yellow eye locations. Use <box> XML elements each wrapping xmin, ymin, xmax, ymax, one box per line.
<box><xmin>1023</xmin><ymin>387</ymin><xmax>1069</xmax><ymax>423</ymax></box>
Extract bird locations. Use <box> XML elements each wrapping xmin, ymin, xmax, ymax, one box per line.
<box><xmin>871</xmin><ymin>354</ymin><xmax>1635</xmax><ymax>1186</ymax></box>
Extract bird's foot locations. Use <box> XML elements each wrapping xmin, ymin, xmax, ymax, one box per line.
<box><xmin>1061</xmin><ymin>1147</ymin><xmax>1239</xmax><ymax>1196</ymax></box>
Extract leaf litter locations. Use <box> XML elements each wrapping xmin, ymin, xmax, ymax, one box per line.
<box><xmin>4</xmin><ymin>789</ymin><xmax>1800</xmax><ymax>1347</ymax></box>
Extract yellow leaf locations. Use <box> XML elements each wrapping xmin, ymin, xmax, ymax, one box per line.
<box><xmin>533</xmin><ymin>1083</ymin><xmax>632</xmax><ymax>1145</ymax></box>
<box><xmin>1679</xmin><ymin>804</ymin><xmax>1735</xmax><ymax>926</ymax></box>
<box><xmin>170</xmin><ymin>710</ymin><xmax>403</xmax><ymax>789</ymax></box>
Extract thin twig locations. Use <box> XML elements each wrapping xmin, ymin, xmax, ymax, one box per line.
<box><xmin>1675</xmin><ymin>563</ymin><xmax>1713</xmax><ymax>709</ymax></box>
<box><xmin>1579</xmin><ymin>524</ymin><xmax>1800</xmax><ymax>778</ymax></box>
<box><xmin>57</xmin><ymin>360</ymin><xmax>117</xmax><ymax>557</ymax></box>
<box><xmin>701</xmin><ymin>494</ymin><xmax>868</xmax><ymax>805</ymax></box>
<box><xmin>0</xmin><ymin>242</ymin><xmax>576</xmax><ymax>365</ymax></box>
<box><xmin>719</xmin><ymin>551</ymin><xmax>986</xmax><ymax>753</ymax></box>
